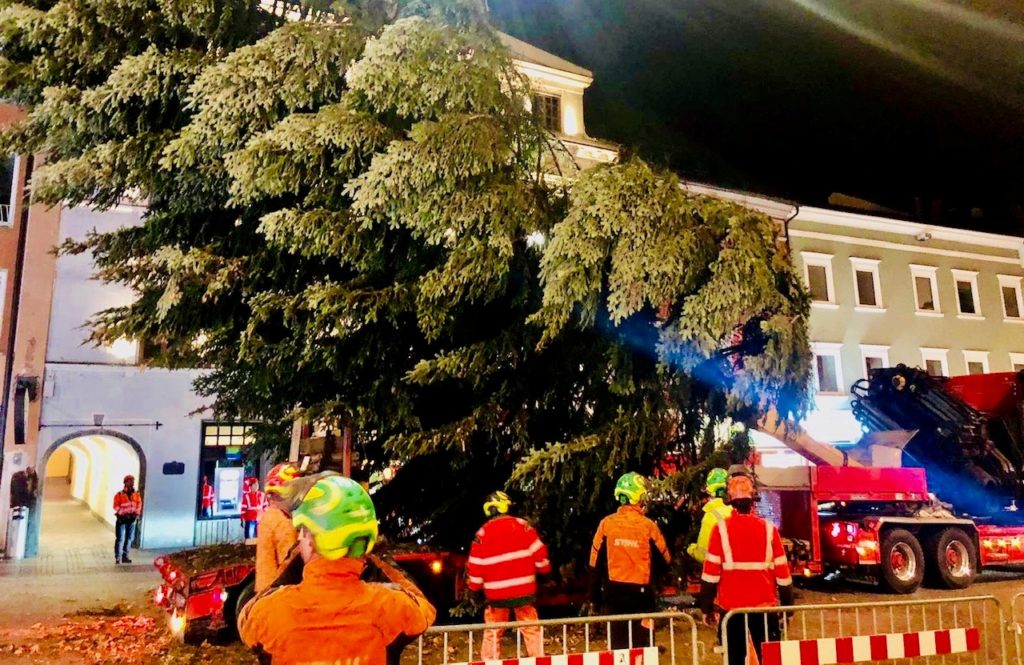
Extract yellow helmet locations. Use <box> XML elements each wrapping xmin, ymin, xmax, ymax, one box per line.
<box><xmin>483</xmin><ymin>491</ymin><xmax>512</xmax><ymax>517</ymax></box>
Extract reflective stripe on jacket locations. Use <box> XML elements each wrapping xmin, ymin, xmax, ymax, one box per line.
<box><xmin>113</xmin><ymin>491</ymin><xmax>142</xmax><ymax>517</ymax></box>
<box><xmin>466</xmin><ymin>516</ymin><xmax>551</xmax><ymax>606</ymax></box>
<box><xmin>241</xmin><ymin>490</ymin><xmax>266</xmax><ymax>522</ymax></box>
<box><xmin>202</xmin><ymin>484</ymin><xmax>215</xmax><ymax>509</ymax></box>
<box><xmin>589</xmin><ymin>505</ymin><xmax>671</xmax><ymax>586</ymax></box>
<box><xmin>255</xmin><ymin>506</ymin><xmax>297</xmax><ymax>592</ymax></box>
<box><xmin>700</xmin><ymin>512</ymin><xmax>792</xmax><ymax>610</ymax></box>
<box><xmin>238</xmin><ymin>556</ymin><xmax>435</xmax><ymax>665</ymax></box>
<box><xmin>687</xmin><ymin>498</ymin><xmax>733</xmax><ymax>563</ymax></box>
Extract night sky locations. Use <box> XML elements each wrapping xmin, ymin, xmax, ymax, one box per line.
<box><xmin>490</xmin><ymin>0</ymin><xmax>1024</xmax><ymax>234</ymax></box>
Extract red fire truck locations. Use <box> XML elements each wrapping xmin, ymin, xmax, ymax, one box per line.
<box><xmin>758</xmin><ymin>367</ymin><xmax>1024</xmax><ymax>594</ymax></box>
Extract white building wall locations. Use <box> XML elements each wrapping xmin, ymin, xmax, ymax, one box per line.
<box><xmin>38</xmin><ymin>366</ymin><xmax>206</xmax><ymax>548</ymax></box>
<box><xmin>39</xmin><ymin>203</ymin><xmax>209</xmax><ymax>550</ymax></box>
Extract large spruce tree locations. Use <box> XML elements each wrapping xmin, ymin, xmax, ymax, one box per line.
<box><xmin>0</xmin><ymin>0</ymin><xmax>810</xmax><ymax>563</ymax></box>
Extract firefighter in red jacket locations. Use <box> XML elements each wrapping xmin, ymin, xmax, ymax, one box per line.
<box><xmin>241</xmin><ymin>477</ymin><xmax>267</xmax><ymax>540</ymax></box>
<box><xmin>699</xmin><ymin>474</ymin><xmax>794</xmax><ymax>665</ymax></box>
<box><xmin>201</xmin><ymin>477</ymin><xmax>215</xmax><ymax>517</ymax></box>
<box><xmin>467</xmin><ymin>491</ymin><xmax>551</xmax><ymax>659</ymax></box>
<box><xmin>113</xmin><ymin>475</ymin><xmax>142</xmax><ymax>564</ymax></box>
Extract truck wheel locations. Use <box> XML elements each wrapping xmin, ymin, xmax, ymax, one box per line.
<box><xmin>925</xmin><ymin>528</ymin><xmax>977</xmax><ymax>590</ymax></box>
<box><xmin>234</xmin><ymin>580</ymin><xmax>256</xmax><ymax>633</ymax></box>
<box><xmin>880</xmin><ymin>528</ymin><xmax>924</xmax><ymax>594</ymax></box>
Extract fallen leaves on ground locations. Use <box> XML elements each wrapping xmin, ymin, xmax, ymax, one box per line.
<box><xmin>0</xmin><ymin>593</ymin><xmax>256</xmax><ymax>664</ymax></box>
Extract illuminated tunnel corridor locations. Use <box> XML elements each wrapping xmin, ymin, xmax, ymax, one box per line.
<box><xmin>40</xmin><ymin>434</ymin><xmax>141</xmax><ymax>554</ymax></box>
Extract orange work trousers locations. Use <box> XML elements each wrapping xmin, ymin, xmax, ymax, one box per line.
<box><xmin>481</xmin><ymin>605</ymin><xmax>542</xmax><ymax>659</ymax></box>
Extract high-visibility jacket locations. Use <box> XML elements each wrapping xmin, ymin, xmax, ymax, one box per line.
<box><xmin>113</xmin><ymin>491</ymin><xmax>142</xmax><ymax>517</ymax></box>
<box><xmin>700</xmin><ymin>512</ymin><xmax>792</xmax><ymax>610</ymax></box>
<box><xmin>240</xmin><ymin>489</ymin><xmax>267</xmax><ymax>522</ymax></box>
<box><xmin>255</xmin><ymin>506</ymin><xmax>297</xmax><ymax>592</ymax></box>
<box><xmin>687</xmin><ymin>497</ymin><xmax>733</xmax><ymax>563</ymax></box>
<box><xmin>238</xmin><ymin>555</ymin><xmax>436</xmax><ymax>665</ymax></box>
<box><xmin>466</xmin><ymin>515</ymin><xmax>551</xmax><ymax>607</ymax></box>
<box><xmin>201</xmin><ymin>483</ymin><xmax>215</xmax><ymax>510</ymax></box>
<box><xmin>589</xmin><ymin>505</ymin><xmax>671</xmax><ymax>587</ymax></box>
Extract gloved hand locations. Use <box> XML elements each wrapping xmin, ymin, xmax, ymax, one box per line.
<box><xmin>700</xmin><ymin>610</ymin><xmax>718</xmax><ymax>629</ymax></box>
<box><xmin>580</xmin><ymin>602</ymin><xmax>599</xmax><ymax>617</ymax></box>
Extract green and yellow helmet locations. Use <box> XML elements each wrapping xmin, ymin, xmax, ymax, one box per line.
<box><xmin>705</xmin><ymin>468</ymin><xmax>729</xmax><ymax>497</ymax></box>
<box><xmin>614</xmin><ymin>472</ymin><xmax>647</xmax><ymax>505</ymax></box>
<box><xmin>483</xmin><ymin>491</ymin><xmax>512</xmax><ymax>517</ymax></box>
<box><xmin>291</xmin><ymin>475</ymin><xmax>378</xmax><ymax>560</ymax></box>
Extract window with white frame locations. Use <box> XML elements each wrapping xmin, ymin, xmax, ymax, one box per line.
<box><xmin>802</xmin><ymin>252</ymin><xmax>836</xmax><ymax>307</ymax></box>
<box><xmin>921</xmin><ymin>347</ymin><xmax>949</xmax><ymax>377</ymax></box>
<box><xmin>850</xmin><ymin>257</ymin><xmax>883</xmax><ymax>310</ymax></box>
<box><xmin>963</xmin><ymin>350</ymin><xmax>989</xmax><ymax>376</ymax></box>
<box><xmin>910</xmin><ymin>264</ymin><xmax>940</xmax><ymax>315</ymax></box>
<box><xmin>951</xmin><ymin>269</ymin><xmax>981</xmax><ymax>317</ymax></box>
<box><xmin>860</xmin><ymin>344</ymin><xmax>890</xmax><ymax>378</ymax></box>
<box><xmin>998</xmin><ymin>275</ymin><xmax>1024</xmax><ymax>321</ymax></box>
<box><xmin>1010</xmin><ymin>353</ymin><xmax>1024</xmax><ymax>373</ymax></box>
<box><xmin>0</xmin><ymin>155</ymin><xmax>17</xmax><ymax>226</ymax></box>
<box><xmin>811</xmin><ymin>342</ymin><xmax>844</xmax><ymax>394</ymax></box>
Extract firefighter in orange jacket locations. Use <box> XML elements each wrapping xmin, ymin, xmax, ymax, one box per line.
<box><xmin>699</xmin><ymin>474</ymin><xmax>794</xmax><ymax>665</ymax></box>
<box><xmin>113</xmin><ymin>475</ymin><xmax>142</xmax><ymax>564</ymax></box>
<box><xmin>467</xmin><ymin>491</ymin><xmax>551</xmax><ymax>659</ymax></box>
<box><xmin>239</xmin><ymin>475</ymin><xmax>435</xmax><ymax>665</ymax></box>
<box><xmin>589</xmin><ymin>472</ymin><xmax>671</xmax><ymax>649</ymax></box>
<box><xmin>255</xmin><ymin>463</ymin><xmax>301</xmax><ymax>592</ymax></box>
<box><xmin>240</xmin><ymin>477</ymin><xmax>266</xmax><ymax>540</ymax></box>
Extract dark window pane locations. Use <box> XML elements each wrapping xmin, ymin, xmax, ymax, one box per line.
<box><xmin>968</xmin><ymin>361</ymin><xmax>985</xmax><ymax>375</ymax></box>
<box><xmin>532</xmin><ymin>94</ymin><xmax>561</xmax><ymax>132</ymax></box>
<box><xmin>915</xmin><ymin>276</ymin><xmax>935</xmax><ymax>310</ymax></box>
<box><xmin>0</xmin><ymin>156</ymin><xmax>15</xmax><ymax>224</ymax></box>
<box><xmin>925</xmin><ymin>359</ymin><xmax>944</xmax><ymax>376</ymax></box>
<box><xmin>865</xmin><ymin>356</ymin><xmax>884</xmax><ymax>376</ymax></box>
<box><xmin>855</xmin><ymin>270</ymin><xmax>877</xmax><ymax>306</ymax></box>
<box><xmin>808</xmin><ymin>265</ymin><xmax>830</xmax><ymax>302</ymax></box>
<box><xmin>956</xmin><ymin>281</ymin><xmax>976</xmax><ymax>314</ymax></box>
<box><xmin>816</xmin><ymin>355</ymin><xmax>839</xmax><ymax>392</ymax></box>
<box><xmin>1003</xmin><ymin>286</ymin><xmax>1021</xmax><ymax>318</ymax></box>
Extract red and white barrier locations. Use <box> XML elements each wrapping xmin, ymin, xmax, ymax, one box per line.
<box><xmin>761</xmin><ymin>627</ymin><xmax>980</xmax><ymax>664</ymax></box>
<box><xmin>453</xmin><ymin>646</ymin><xmax>659</xmax><ymax>665</ymax></box>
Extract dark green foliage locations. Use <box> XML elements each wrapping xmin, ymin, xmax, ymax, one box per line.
<box><xmin>2</xmin><ymin>0</ymin><xmax>810</xmax><ymax>566</ymax></box>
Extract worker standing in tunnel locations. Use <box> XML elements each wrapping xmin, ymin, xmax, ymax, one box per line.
<box><xmin>113</xmin><ymin>474</ymin><xmax>142</xmax><ymax>564</ymax></box>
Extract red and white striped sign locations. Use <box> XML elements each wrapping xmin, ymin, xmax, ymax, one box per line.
<box><xmin>761</xmin><ymin>627</ymin><xmax>980</xmax><ymax>664</ymax></box>
<box><xmin>453</xmin><ymin>646</ymin><xmax>658</xmax><ymax>665</ymax></box>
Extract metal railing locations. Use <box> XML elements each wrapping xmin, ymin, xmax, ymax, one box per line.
<box><xmin>412</xmin><ymin>611</ymin><xmax>700</xmax><ymax>664</ymax></box>
<box><xmin>1010</xmin><ymin>592</ymin><xmax>1024</xmax><ymax>664</ymax></box>
<box><xmin>720</xmin><ymin>596</ymin><xmax>1005</xmax><ymax>665</ymax></box>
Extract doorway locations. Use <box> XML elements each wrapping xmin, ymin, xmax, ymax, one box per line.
<box><xmin>35</xmin><ymin>432</ymin><xmax>143</xmax><ymax>559</ymax></box>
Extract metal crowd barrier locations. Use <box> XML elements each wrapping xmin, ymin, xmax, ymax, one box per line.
<box><xmin>1010</xmin><ymin>592</ymin><xmax>1024</xmax><ymax>664</ymax></box>
<box><xmin>412</xmin><ymin>611</ymin><xmax>701</xmax><ymax>664</ymax></box>
<box><xmin>720</xmin><ymin>596</ymin><xmax>1005</xmax><ymax>665</ymax></box>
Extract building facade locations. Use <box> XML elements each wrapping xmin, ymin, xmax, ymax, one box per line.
<box><xmin>685</xmin><ymin>182</ymin><xmax>1024</xmax><ymax>466</ymax></box>
<box><xmin>0</xmin><ymin>38</ymin><xmax>615</xmax><ymax>556</ymax></box>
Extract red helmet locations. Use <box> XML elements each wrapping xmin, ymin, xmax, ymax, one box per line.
<box><xmin>123</xmin><ymin>474</ymin><xmax>135</xmax><ymax>484</ymax></box>
<box><xmin>265</xmin><ymin>463</ymin><xmax>301</xmax><ymax>495</ymax></box>
<box><xmin>243</xmin><ymin>477</ymin><xmax>258</xmax><ymax>491</ymax></box>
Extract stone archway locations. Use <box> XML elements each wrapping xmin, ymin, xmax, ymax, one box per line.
<box><xmin>27</xmin><ymin>429</ymin><xmax>146</xmax><ymax>558</ymax></box>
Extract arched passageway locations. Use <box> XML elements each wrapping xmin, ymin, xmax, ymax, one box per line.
<box><xmin>38</xmin><ymin>433</ymin><xmax>142</xmax><ymax>555</ymax></box>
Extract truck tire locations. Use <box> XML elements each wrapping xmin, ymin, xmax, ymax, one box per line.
<box><xmin>879</xmin><ymin>528</ymin><xmax>924</xmax><ymax>594</ymax></box>
<box><xmin>234</xmin><ymin>580</ymin><xmax>256</xmax><ymax>633</ymax></box>
<box><xmin>925</xmin><ymin>528</ymin><xmax>977</xmax><ymax>590</ymax></box>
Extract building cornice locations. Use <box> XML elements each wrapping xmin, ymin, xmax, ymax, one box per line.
<box><xmin>795</xmin><ymin>205</ymin><xmax>1024</xmax><ymax>255</ymax></box>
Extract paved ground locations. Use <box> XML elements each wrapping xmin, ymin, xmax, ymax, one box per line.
<box><xmin>1</xmin><ymin>498</ymin><xmax>1022</xmax><ymax>664</ymax></box>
